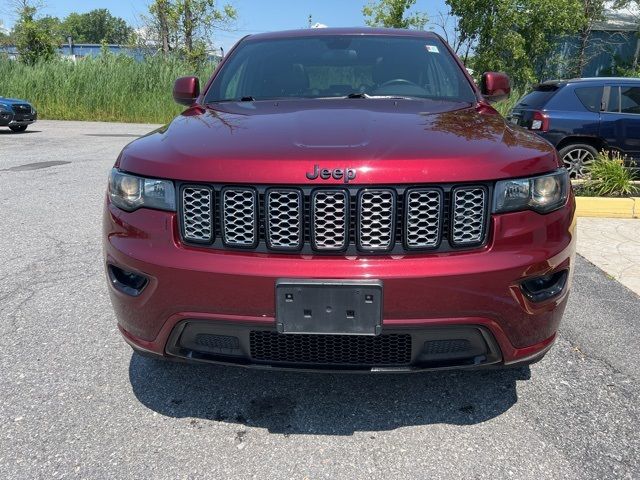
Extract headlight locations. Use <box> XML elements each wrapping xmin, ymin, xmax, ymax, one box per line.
<box><xmin>0</xmin><ymin>103</ymin><xmax>11</xmax><ymax>112</ymax></box>
<box><xmin>108</xmin><ymin>168</ymin><xmax>176</xmax><ymax>212</ymax></box>
<box><xmin>493</xmin><ymin>170</ymin><xmax>569</xmax><ymax>214</ymax></box>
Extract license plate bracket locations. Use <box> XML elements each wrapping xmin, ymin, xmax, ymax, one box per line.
<box><xmin>275</xmin><ymin>279</ymin><xmax>383</xmax><ymax>335</ymax></box>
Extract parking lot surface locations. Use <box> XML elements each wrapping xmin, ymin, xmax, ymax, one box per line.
<box><xmin>1</xmin><ymin>121</ymin><xmax>639</xmax><ymax>479</ymax></box>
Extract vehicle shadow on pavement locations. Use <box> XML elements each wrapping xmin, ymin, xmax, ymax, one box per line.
<box><xmin>129</xmin><ymin>353</ymin><xmax>528</xmax><ymax>435</ymax></box>
<box><xmin>0</xmin><ymin>130</ymin><xmax>41</xmax><ymax>135</ymax></box>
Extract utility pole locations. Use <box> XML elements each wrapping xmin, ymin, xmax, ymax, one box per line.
<box><xmin>308</xmin><ymin>14</ymin><xmax>312</xmax><ymax>28</ymax></box>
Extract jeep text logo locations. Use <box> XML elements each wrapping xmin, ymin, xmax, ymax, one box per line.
<box><xmin>305</xmin><ymin>165</ymin><xmax>357</xmax><ymax>183</ymax></box>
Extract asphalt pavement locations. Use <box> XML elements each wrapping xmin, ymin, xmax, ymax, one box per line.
<box><xmin>0</xmin><ymin>120</ymin><xmax>638</xmax><ymax>479</ymax></box>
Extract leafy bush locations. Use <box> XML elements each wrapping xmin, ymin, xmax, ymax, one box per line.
<box><xmin>579</xmin><ymin>151</ymin><xmax>638</xmax><ymax>197</ymax></box>
<box><xmin>0</xmin><ymin>54</ymin><xmax>215</xmax><ymax>124</ymax></box>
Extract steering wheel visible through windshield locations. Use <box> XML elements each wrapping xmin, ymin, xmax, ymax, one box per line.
<box><xmin>205</xmin><ymin>34</ymin><xmax>477</xmax><ymax>103</ymax></box>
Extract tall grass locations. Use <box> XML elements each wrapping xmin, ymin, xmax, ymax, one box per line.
<box><xmin>493</xmin><ymin>90</ymin><xmax>521</xmax><ymax>117</ymax></box>
<box><xmin>0</xmin><ymin>54</ymin><xmax>215</xmax><ymax>124</ymax></box>
<box><xmin>579</xmin><ymin>151</ymin><xmax>639</xmax><ymax>197</ymax></box>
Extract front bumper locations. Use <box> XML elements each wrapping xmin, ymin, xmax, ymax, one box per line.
<box><xmin>104</xmin><ymin>195</ymin><xmax>576</xmax><ymax>371</ymax></box>
<box><xmin>0</xmin><ymin>111</ymin><xmax>37</xmax><ymax>127</ymax></box>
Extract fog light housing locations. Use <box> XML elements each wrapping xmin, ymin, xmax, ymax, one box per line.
<box><xmin>521</xmin><ymin>270</ymin><xmax>568</xmax><ymax>302</ymax></box>
<box><xmin>107</xmin><ymin>264</ymin><xmax>149</xmax><ymax>296</ymax></box>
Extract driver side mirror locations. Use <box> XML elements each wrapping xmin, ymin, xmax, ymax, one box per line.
<box><xmin>173</xmin><ymin>76</ymin><xmax>200</xmax><ymax>105</ymax></box>
<box><xmin>481</xmin><ymin>72</ymin><xmax>511</xmax><ymax>103</ymax></box>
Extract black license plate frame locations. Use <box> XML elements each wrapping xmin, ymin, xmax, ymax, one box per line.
<box><xmin>275</xmin><ymin>279</ymin><xmax>383</xmax><ymax>336</ymax></box>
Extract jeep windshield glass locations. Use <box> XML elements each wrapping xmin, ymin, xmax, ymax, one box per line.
<box><xmin>205</xmin><ymin>35</ymin><xmax>477</xmax><ymax>103</ymax></box>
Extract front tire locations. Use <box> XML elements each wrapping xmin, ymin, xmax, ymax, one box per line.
<box><xmin>558</xmin><ymin>143</ymin><xmax>598</xmax><ymax>178</ymax></box>
<box><xmin>9</xmin><ymin>125</ymin><xmax>28</xmax><ymax>133</ymax></box>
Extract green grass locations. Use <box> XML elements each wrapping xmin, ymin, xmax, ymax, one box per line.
<box><xmin>493</xmin><ymin>90</ymin><xmax>521</xmax><ymax>117</ymax></box>
<box><xmin>0</xmin><ymin>55</ymin><xmax>215</xmax><ymax>124</ymax></box>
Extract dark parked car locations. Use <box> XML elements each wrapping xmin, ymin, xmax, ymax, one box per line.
<box><xmin>0</xmin><ymin>97</ymin><xmax>37</xmax><ymax>132</ymax></box>
<box><xmin>507</xmin><ymin>77</ymin><xmax>640</xmax><ymax>178</ymax></box>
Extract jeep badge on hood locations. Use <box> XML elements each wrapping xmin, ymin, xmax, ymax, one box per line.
<box><xmin>306</xmin><ymin>165</ymin><xmax>357</xmax><ymax>183</ymax></box>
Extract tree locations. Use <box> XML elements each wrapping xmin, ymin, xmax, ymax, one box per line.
<box><xmin>430</xmin><ymin>10</ymin><xmax>474</xmax><ymax>63</ymax></box>
<box><xmin>572</xmin><ymin>0</ymin><xmax>607</xmax><ymax>76</ymax></box>
<box><xmin>446</xmin><ymin>0</ymin><xmax>585</xmax><ymax>87</ymax></box>
<box><xmin>145</xmin><ymin>0</ymin><xmax>236</xmax><ymax>63</ymax></box>
<box><xmin>362</xmin><ymin>0</ymin><xmax>428</xmax><ymax>29</ymax></box>
<box><xmin>11</xmin><ymin>0</ymin><xmax>58</xmax><ymax>64</ymax></box>
<box><xmin>60</xmin><ymin>9</ymin><xmax>133</xmax><ymax>44</ymax></box>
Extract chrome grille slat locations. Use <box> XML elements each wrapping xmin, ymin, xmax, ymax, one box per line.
<box><xmin>358</xmin><ymin>189</ymin><xmax>395</xmax><ymax>251</ymax></box>
<box><xmin>451</xmin><ymin>187</ymin><xmax>487</xmax><ymax>245</ymax></box>
<box><xmin>311</xmin><ymin>190</ymin><xmax>348</xmax><ymax>250</ymax></box>
<box><xmin>182</xmin><ymin>186</ymin><xmax>213</xmax><ymax>242</ymax></box>
<box><xmin>222</xmin><ymin>187</ymin><xmax>257</xmax><ymax>247</ymax></box>
<box><xmin>266</xmin><ymin>189</ymin><xmax>303</xmax><ymax>249</ymax></box>
<box><xmin>405</xmin><ymin>189</ymin><xmax>442</xmax><ymax>248</ymax></box>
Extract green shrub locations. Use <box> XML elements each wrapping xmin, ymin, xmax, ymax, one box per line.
<box><xmin>0</xmin><ymin>54</ymin><xmax>215</xmax><ymax>124</ymax></box>
<box><xmin>580</xmin><ymin>151</ymin><xmax>638</xmax><ymax>197</ymax></box>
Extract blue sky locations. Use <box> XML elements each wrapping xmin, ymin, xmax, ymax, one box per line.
<box><xmin>1</xmin><ymin>0</ymin><xmax>451</xmax><ymax>51</ymax></box>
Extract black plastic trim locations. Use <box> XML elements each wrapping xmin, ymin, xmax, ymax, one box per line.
<box><xmin>107</xmin><ymin>264</ymin><xmax>149</xmax><ymax>297</ymax></box>
<box><xmin>165</xmin><ymin>321</ymin><xmax>504</xmax><ymax>372</ymax></box>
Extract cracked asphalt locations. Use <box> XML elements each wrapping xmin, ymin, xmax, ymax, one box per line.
<box><xmin>1</xmin><ymin>120</ymin><xmax>639</xmax><ymax>479</ymax></box>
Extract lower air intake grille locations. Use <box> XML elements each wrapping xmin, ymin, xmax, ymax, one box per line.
<box><xmin>194</xmin><ymin>334</ymin><xmax>240</xmax><ymax>350</ymax></box>
<box><xmin>423</xmin><ymin>339</ymin><xmax>472</xmax><ymax>355</ymax></box>
<box><xmin>249</xmin><ymin>331</ymin><xmax>412</xmax><ymax>366</ymax></box>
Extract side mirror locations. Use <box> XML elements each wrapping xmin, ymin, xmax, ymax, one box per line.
<box><xmin>481</xmin><ymin>72</ymin><xmax>511</xmax><ymax>103</ymax></box>
<box><xmin>173</xmin><ymin>76</ymin><xmax>200</xmax><ymax>105</ymax></box>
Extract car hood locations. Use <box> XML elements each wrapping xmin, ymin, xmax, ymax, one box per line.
<box><xmin>119</xmin><ymin>99</ymin><xmax>560</xmax><ymax>184</ymax></box>
<box><xmin>0</xmin><ymin>97</ymin><xmax>31</xmax><ymax>104</ymax></box>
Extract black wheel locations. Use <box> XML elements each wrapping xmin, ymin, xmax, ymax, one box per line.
<box><xmin>558</xmin><ymin>143</ymin><xmax>598</xmax><ymax>178</ymax></box>
<box><xmin>9</xmin><ymin>125</ymin><xmax>28</xmax><ymax>133</ymax></box>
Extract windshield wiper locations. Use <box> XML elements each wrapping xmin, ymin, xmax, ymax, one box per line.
<box><xmin>345</xmin><ymin>93</ymin><xmax>422</xmax><ymax>100</ymax></box>
<box><xmin>345</xmin><ymin>92</ymin><xmax>371</xmax><ymax>99</ymax></box>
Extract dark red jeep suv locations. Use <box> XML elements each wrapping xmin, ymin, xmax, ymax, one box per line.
<box><xmin>103</xmin><ymin>28</ymin><xmax>576</xmax><ymax>372</ymax></box>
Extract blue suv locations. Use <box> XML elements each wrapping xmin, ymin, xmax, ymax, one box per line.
<box><xmin>508</xmin><ymin>78</ymin><xmax>640</xmax><ymax>178</ymax></box>
<box><xmin>0</xmin><ymin>97</ymin><xmax>37</xmax><ymax>133</ymax></box>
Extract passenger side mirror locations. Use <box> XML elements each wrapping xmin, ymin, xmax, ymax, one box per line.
<box><xmin>481</xmin><ymin>72</ymin><xmax>511</xmax><ymax>103</ymax></box>
<box><xmin>173</xmin><ymin>76</ymin><xmax>200</xmax><ymax>106</ymax></box>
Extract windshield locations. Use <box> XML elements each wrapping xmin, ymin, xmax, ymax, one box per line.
<box><xmin>205</xmin><ymin>35</ymin><xmax>477</xmax><ymax>103</ymax></box>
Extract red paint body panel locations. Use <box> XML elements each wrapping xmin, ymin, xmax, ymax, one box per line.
<box><xmin>104</xmin><ymin>28</ymin><xmax>577</xmax><ymax>370</ymax></box>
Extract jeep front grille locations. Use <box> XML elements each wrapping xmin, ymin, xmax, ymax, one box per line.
<box><xmin>12</xmin><ymin>104</ymin><xmax>31</xmax><ymax>114</ymax></box>
<box><xmin>451</xmin><ymin>186</ymin><xmax>487</xmax><ymax>246</ymax></box>
<box><xmin>181</xmin><ymin>186</ymin><xmax>213</xmax><ymax>243</ymax></box>
<box><xmin>311</xmin><ymin>190</ymin><xmax>348</xmax><ymax>250</ymax></box>
<box><xmin>266</xmin><ymin>189</ymin><xmax>303</xmax><ymax>250</ymax></box>
<box><xmin>222</xmin><ymin>187</ymin><xmax>257</xmax><ymax>247</ymax></box>
<box><xmin>405</xmin><ymin>188</ymin><xmax>442</xmax><ymax>249</ymax></box>
<box><xmin>358</xmin><ymin>189</ymin><xmax>395</xmax><ymax>251</ymax></box>
<box><xmin>179</xmin><ymin>184</ymin><xmax>489</xmax><ymax>254</ymax></box>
